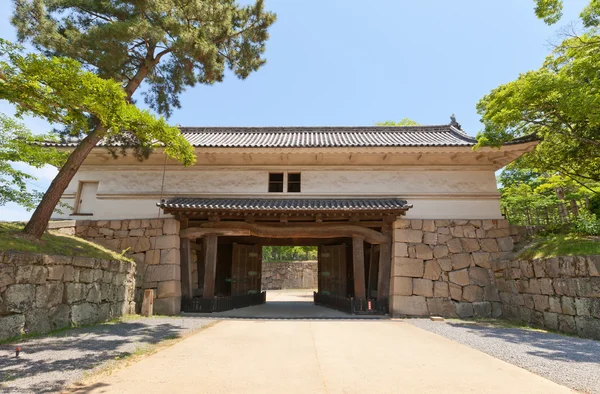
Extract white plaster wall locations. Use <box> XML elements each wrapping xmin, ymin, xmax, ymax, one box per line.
<box><xmin>53</xmin><ymin>168</ymin><xmax>503</xmax><ymax>220</ymax></box>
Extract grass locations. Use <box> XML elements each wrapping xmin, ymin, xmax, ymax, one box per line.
<box><xmin>516</xmin><ymin>233</ymin><xmax>600</xmax><ymax>259</ymax></box>
<box><xmin>0</xmin><ymin>222</ymin><xmax>131</xmax><ymax>261</ymax></box>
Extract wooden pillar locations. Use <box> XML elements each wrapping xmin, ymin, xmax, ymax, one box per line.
<box><xmin>367</xmin><ymin>245</ymin><xmax>379</xmax><ymax>298</ymax></box>
<box><xmin>352</xmin><ymin>236</ymin><xmax>366</xmax><ymax>299</ymax></box>
<box><xmin>377</xmin><ymin>224</ymin><xmax>393</xmax><ymax>301</ymax></box>
<box><xmin>180</xmin><ymin>238</ymin><xmax>193</xmax><ymax>299</ymax></box>
<box><xmin>202</xmin><ymin>234</ymin><xmax>218</xmax><ymax>298</ymax></box>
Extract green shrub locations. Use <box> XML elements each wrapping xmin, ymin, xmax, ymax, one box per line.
<box><xmin>573</xmin><ymin>211</ymin><xmax>600</xmax><ymax>236</ymax></box>
<box><xmin>589</xmin><ymin>194</ymin><xmax>600</xmax><ymax>216</ymax></box>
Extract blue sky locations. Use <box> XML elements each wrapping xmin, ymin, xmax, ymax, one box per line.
<box><xmin>0</xmin><ymin>0</ymin><xmax>588</xmax><ymax>220</ymax></box>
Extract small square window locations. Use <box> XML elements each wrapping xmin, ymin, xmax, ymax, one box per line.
<box><xmin>288</xmin><ymin>173</ymin><xmax>301</xmax><ymax>193</ymax></box>
<box><xmin>268</xmin><ymin>173</ymin><xmax>284</xmax><ymax>192</ymax></box>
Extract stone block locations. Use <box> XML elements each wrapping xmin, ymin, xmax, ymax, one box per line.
<box><xmin>97</xmin><ymin>303</ymin><xmax>111</xmax><ymax>322</ymax></box>
<box><xmin>588</xmin><ymin>256</ymin><xmax>600</xmax><ymax>276</ymax></box>
<box><xmin>411</xmin><ymin>219</ymin><xmax>423</xmax><ymax>230</ymax></box>
<box><xmin>449</xmin><ymin>283</ymin><xmax>462</xmax><ymax>301</ymax></box>
<box><xmin>129</xmin><ymin>228</ymin><xmax>145</xmax><ymax>237</ymax></box>
<box><xmin>426</xmin><ymin>298</ymin><xmax>457</xmax><ymax>317</ymax></box>
<box><xmin>451</xmin><ymin>253</ymin><xmax>472</xmax><ymax>270</ymax></box>
<box><xmin>98</xmin><ymin>227</ymin><xmax>114</xmax><ymax>237</ymax></box>
<box><xmin>163</xmin><ymin>219</ymin><xmax>180</xmax><ymax>235</ymax></box>
<box><xmin>432</xmin><ymin>245</ymin><xmax>448</xmax><ymax>259</ymax></box>
<box><xmin>468</xmin><ymin>267</ymin><xmax>490</xmax><ymax>286</ymax></box>
<box><xmin>25</xmin><ymin>308</ymin><xmax>51</xmax><ymax>334</ymax></box>
<box><xmin>449</xmin><ymin>269</ymin><xmax>469</xmax><ymax>286</ymax></box>
<box><xmin>145</xmin><ymin>250</ymin><xmax>160</xmax><ymax>265</ymax></box>
<box><xmin>446</xmin><ymin>238</ymin><xmax>462</xmax><ymax>254</ymax></box>
<box><xmin>393</xmin><ymin>258</ymin><xmax>424</xmax><ymax>278</ymax></box>
<box><xmin>484</xmin><ymin>286</ymin><xmax>500</xmax><ymax>302</ymax></box>
<box><xmin>42</xmin><ymin>255</ymin><xmax>72</xmax><ymax>266</ymax></box>
<box><xmin>87</xmin><ymin>283</ymin><xmax>102</xmax><ymax>303</ymax></box>
<box><xmin>461</xmin><ymin>238</ymin><xmax>480</xmax><ymax>253</ymax></box>
<box><xmin>392</xmin><ymin>277</ymin><xmax>413</xmax><ymax>296</ymax></box>
<box><xmin>473</xmin><ymin>302</ymin><xmax>492</xmax><ymax>317</ymax></box>
<box><xmin>562</xmin><ymin>296</ymin><xmax>576</xmax><ymax>316</ymax></box>
<box><xmin>412</xmin><ymin>279</ymin><xmax>433</xmax><ymax>297</ymax></box>
<box><xmin>532</xmin><ymin>259</ymin><xmax>545</xmax><ymax>278</ymax></box>
<box><xmin>47</xmin><ymin>265</ymin><xmax>65</xmax><ymax>281</ymax></box>
<box><xmin>73</xmin><ymin>257</ymin><xmax>95</xmax><ymax>269</ymax></box>
<box><xmin>157</xmin><ymin>281</ymin><xmax>182</xmax><ymax>298</ymax></box>
<box><xmin>437</xmin><ymin>258</ymin><xmax>452</xmax><ymax>272</ymax></box>
<box><xmin>392</xmin><ymin>295</ymin><xmax>428</xmax><ymax>316</ymax></box>
<box><xmin>65</xmin><ymin>283</ymin><xmax>85</xmax><ymax>303</ymax></box>
<box><xmin>435</xmin><ymin>220</ymin><xmax>450</xmax><ymax>227</ymax></box>
<box><xmin>5</xmin><ymin>284</ymin><xmax>35</xmax><ymax>312</ymax></box>
<box><xmin>394</xmin><ymin>243</ymin><xmax>408</xmax><ymax>257</ymax></box>
<box><xmin>472</xmin><ymin>253</ymin><xmax>490</xmax><ymax>269</ymax></box>
<box><xmin>538</xmin><ymin>278</ymin><xmax>553</xmax><ymax>295</ymax></box>
<box><xmin>160</xmin><ymin>249</ymin><xmax>180</xmax><ymax>265</ymax></box>
<box><xmin>559</xmin><ymin>256</ymin><xmax>577</xmax><ymax>277</ymax></box>
<box><xmin>532</xmin><ymin>295</ymin><xmax>549</xmax><ymax>312</ymax></box>
<box><xmin>423</xmin><ymin>260</ymin><xmax>441</xmax><ymax>280</ymax></box>
<box><xmin>542</xmin><ymin>312</ymin><xmax>559</xmax><ymax>330</ymax></box>
<box><xmin>71</xmin><ymin>303</ymin><xmax>98</xmax><ymax>325</ymax></box>
<box><xmin>151</xmin><ymin>235</ymin><xmax>180</xmax><ymax>250</ymax></box>
<box><xmin>423</xmin><ymin>232</ymin><xmax>438</xmax><ymax>245</ymax></box>
<box><xmin>433</xmin><ymin>281</ymin><xmax>449</xmax><ymax>297</ymax></box>
<box><xmin>455</xmin><ymin>302</ymin><xmax>474</xmax><ymax>318</ymax></box>
<box><xmin>523</xmin><ymin>294</ymin><xmax>535</xmax><ymax>310</ymax></box>
<box><xmin>134</xmin><ymin>237</ymin><xmax>152</xmax><ymax>253</ymax></box>
<box><xmin>422</xmin><ymin>220</ymin><xmax>435</xmax><ymax>232</ymax></box>
<box><xmin>462</xmin><ymin>285</ymin><xmax>484</xmax><ymax>302</ymax></box>
<box><xmin>394</xmin><ymin>229</ymin><xmax>423</xmax><ymax>243</ymax></box>
<box><xmin>528</xmin><ymin>279</ymin><xmax>541</xmax><ymax>294</ymax></box>
<box><xmin>47</xmin><ymin>282</ymin><xmax>63</xmax><ymax>308</ymax></box>
<box><xmin>575</xmin><ymin>298</ymin><xmax>591</xmax><ymax>316</ymax></box>
<box><xmin>153</xmin><ymin>296</ymin><xmax>181</xmax><ymax>315</ymax></box>
<box><xmin>463</xmin><ymin>225</ymin><xmax>477</xmax><ymax>239</ymax></box>
<box><xmin>393</xmin><ymin>219</ymin><xmax>411</xmax><ymax>229</ymax></box>
<box><xmin>545</xmin><ymin>258</ymin><xmax>560</xmax><ymax>278</ymax></box>
<box><xmin>145</xmin><ymin>264</ymin><xmax>181</xmax><ymax>282</ymax></box>
<box><xmin>492</xmin><ymin>302</ymin><xmax>503</xmax><ymax>318</ymax></box>
<box><xmin>0</xmin><ymin>314</ymin><xmax>25</xmax><ymax>340</ymax></box>
<box><xmin>450</xmin><ymin>226</ymin><xmax>464</xmax><ymax>238</ymax></box>
<box><xmin>480</xmin><ymin>239</ymin><xmax>499</xmax><ymax>252</ymax></box>
<box><xmin>548</xmin><ymin>296</ymin><xmax>562</xmax><ymax>313</ymax></box>
<box><xmin>558</xmin><ymin>314</ymin><xmax>577</xmax><ymax>334</ymax></box>
<box><xmin>79</xmin><ymin>269</ymin><xmax>94</xmax><ymax>284</ymax></box>
<box><xmin>575</xmin><ymin>256</ymin><xmax>588</xmax><ymax>277</ymax></box>
<box><xmin>497</xmin><ymin>237</ymin><xmax>514</xmax><ymax>252</ymax></box>
<box><xmin>575</xmin><ymin>317</ymin><xmax>600</xmax><ymax>340</ymax></box>
<box><xmin>16</xmin><ymin>265</ymin><xmax>47</xmax><ymax>284</ymax></box>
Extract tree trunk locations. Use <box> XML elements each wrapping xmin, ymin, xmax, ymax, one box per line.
<box><xmin>23</xmin><ymin>128</ymin><xmax>105</xmax><ymax>238</ymax></box>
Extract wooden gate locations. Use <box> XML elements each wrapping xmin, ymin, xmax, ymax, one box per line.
<box><xmin>318</xmin><ymin>244</ymin><xmax>347</xmax><ymax>297</ymax></box>
<box><xmin>231</xmin><ymin>243</ymin><xmax>261</xmax><ymax>296</ymax></box>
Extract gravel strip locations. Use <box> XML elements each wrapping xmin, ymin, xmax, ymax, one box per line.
<box><xmin>0</xmin><ymin>316</ymin><xmax>214</xmax><ymax>393</ymax></box>
<box><xmin>409</xmin><ymin>318</ymin><xmax>600</xmax><ymax>394</ymax></box>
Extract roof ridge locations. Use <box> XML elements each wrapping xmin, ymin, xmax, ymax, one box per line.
<box><xmin>178</xmin><ymin>125</ymin><xmax>461</xmax><ymax>134</ymax></box>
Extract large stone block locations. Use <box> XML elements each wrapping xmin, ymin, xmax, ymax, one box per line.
<box><xmin>455</xmin><ymin>302</ymin><xmax>474</xmax><ymax>318</ymax></box>
<box><xmin>433</xmin><ymin>281</ymin><xmax>449</xmax><ymax>297</ymax></box>
<box><xmin>393</xmin><ymin>242</ymin><xmax>408</xmax><ymax>257</ymax></box>
<box><xmin>479</xmin><ymin>239</ymin><xmax>500</xmax><ymax>252</ymax></box>
<box><xmin>433</xmin><ymin>245</ymin><xmax>448</xmax><ymax>259</ymax></box>
<box><xmin>71</xmin><ymin>303</ymin><xmax>98</xmax><ymax>325</ymax></box>
<box><xmin>157</xmin><ymin>281</ymin><xmax>182</xmax><ymax>298</ymax></box>
<box><xmin>415</xmin><ymin>244</ymin><xmax>433</xmax><ymax>260</ymax></box>
<box><xmin>532</xmin><ymin>295</ymin><xmax>549</xmax><ymax>312</ymax></box>
<box><xmin>0</xmin><ymin>263</ymin><xmax>15</xmax><ymax>288</ymax></box>
<box><xmin>392</xmin><ymin>296</ymin><xmax>428</xmax><ymax>316</ymax></box>
<box><xmin>437</xmin><ymin>258</ymin><xmax>452</xmax><ymax>272</ymax></box>
<box><xmin>152</xmin><ymin>235</ymin><xmax>180</xmax><ymax>250</ymax></box>
<box><xmin>0</xmin><ymin>314</ymin><xmax>25</xmax><ymax>340</ymax></box>
<box><xmin>461</xmin><ymin>238</ymin><xmax>480</xmax><ymax>253</ymax></box>
<box><xmin>484</xmin><ymin>285</ymin><xmax>500</xmax><ymax>302</ymax></box>
<box><xmin>575</xmin><ymin>316</ymin><xmax>600</xmax><ymax>340</ymax></box>
<box><xmin>449</xmin><ymin>269</ymin><xmax>469</xmax><ymax>286</ymax></box>
<box><xmin>472</xmin><ymin>253</ymin><xmax>490</xmax><ymax>268</ymax></box>
<box><xmin>561</xmin><ymin>297</ymin><xmax>576</xmax><ymax>316</ymax></box>
<box><xmin>4</xmin><ymin>284</ymin><xmax>35</xmax><ymax>312</ymax></box>
<box><xmin>163</xmin><ymin>219</ymin><xmax>180</xmax><ymax>235</ymax></box>
<box><xmin>25</xmin><ymin>308</ymin><xmax>51</xmax><ymax>334</ymax></box>
<box><xmin>393</xmin><ymin>258</ymin><xmax>424</xmax><ymax>278</ymax></box>
<box><xmin>426</xmin><ymin>298</ymin><xmax>457</xmax><ymax>317</ymax></box>
<box><xmin>423</xmin><ymin>260</ymin><xmax>441</xmax><ymax>280</ymax></box>
<box><xmin>145</xmin><ymin>264</ymin><xmax>181</xmax><ymax>283</ymax></box>
<box><xmin>422</xmin><ymin>220</ymin><xmax>435</xmax><ymax>232</ymax></box>
<box><xmin>153</xmin><ymin>296</ymin><xmax>182</xmax><ymax>315</ymax></box>
<box><xmin>160</xmin><ymin>249</ymin><xmax>180</xmax><ymax>265</ymax></box>
<box><xmin>393</xmin><ymin>219</ymin><xmax>411</xmax><ymax>229</ymax></box>
<box><xmin>545</xmin><ymin>258</ymin><xmax>560</xmax><ymax>278</ymax></box>
<box><xmin>16</xmin><ymin>265</ymin><xmax>47</xmax><ymax>284</ymax></box>
<box><xmin>412</xmin><ymin>279</ymin><xmax>433</xmax><ymax>297</ymax></box>
<box><xmin>468</xmin><ymin>267</ymin><xmax>490</xmax><ymax>286</ymax></box>
<box><xmin>462</xmin><ymin>285</ymin><xmax>484</xmax><ymax>302</ymax></box>
<box><xmin>394</xmin><ymin>229</ymin><xmax>423</xmax><ymax>243</ymax></box>
<box><xmin>548</xmin><ymin>296</ymin><xmax>562</xmax><ymax>313</ymax></box>
<box><xmin>449</xmin><ymin>283</ymin><xmax>462</xmax><ymax>301</ymax></box>
<box><xmin>588</xmin><ymin>256</ymin><xmax>600</xmax><ymax>276</ymax></box>
<box><xmin>575</xmin><ymin>298</ymin><xmax>591</xmax><ymax>316</ymax></box>
<box><xmin>446</xmin><ymin>238</ymin><xmax>462</xmax><ymax>254</ymax></box>
<box><xmin>392</xmin><ymin>277</ymin><xmax>412</xmax><ymax>296</ymax></box>
<box><xmin>558</xmin><ymin>314</ymin><xmax>577</xmax><ymax>334</ymax></box>
<box><xmin>497</xmin><ymin>237</ymin><xmax>514</xmax><ymax>252</ymax></box>
<box><xmin>423</xmin><ymin>232</ymin><xmax>438</xmax><ymax>245</ymax></box>
<box><xmin>473</xmin><ymin>302</ymin><xmax>492</xmax><ymax>317</ymax></box>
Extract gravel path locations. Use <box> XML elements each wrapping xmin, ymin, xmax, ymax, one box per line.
<box><xmin>409</xmin><ymin>319</ymin><xmax>600</xmax><ymax>394</ymax></box>
<box><xmin>0</xmin><ymin>316</ymin><xmax>214</xmax><ymax>393</ymax></box>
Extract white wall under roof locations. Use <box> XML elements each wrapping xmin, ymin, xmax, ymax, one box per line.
<box><xmin>53</xmin><ymin>167</ymin><xmax>503</xmax><ymax>220</ymax></box>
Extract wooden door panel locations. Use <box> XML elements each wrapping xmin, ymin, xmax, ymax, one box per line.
<box><xmin>318</xmin><ymin>244</ymin><xmax>347</xmax><ymax>297</ymax></box>
<box><xmin>231</xmin><ymin>243</ymin><xmax>261</xmax><ymax>296</ymax></box>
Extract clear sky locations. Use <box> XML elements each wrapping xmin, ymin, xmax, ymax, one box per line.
<box><xmin>0</xmin><ymin>0</ymin><xmax>589</xmax><ymax>220</ymax></box>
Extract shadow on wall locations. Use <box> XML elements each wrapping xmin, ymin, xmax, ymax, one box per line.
<box><xmin>0</xmin><ymin>320</ymin><xmax>201</xmax><ymax>393</ymax></box>
<box><xmin>448</xmin><ymin>322</ymin><xmax>600</xmax><ymax>364</ymax></box>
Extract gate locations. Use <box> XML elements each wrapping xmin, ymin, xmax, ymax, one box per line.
<box><xmin>318</xmin><ymin>244</ymin><xmax>347</xmax><ymax>297</ymax></box>
<box><xmin>231</xmin><ymin>243</ymin><xmax>262</xmax><ymax>296</ymax></box>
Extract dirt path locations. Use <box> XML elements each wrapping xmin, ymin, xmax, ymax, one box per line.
<box><xmin>74</xmin><ymin>319</ymin><xmax>572</xmax><ymax>394</ymax></box>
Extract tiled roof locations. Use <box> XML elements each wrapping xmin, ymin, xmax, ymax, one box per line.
<box><xmin>158</xmin><ymin>197</ymin><xmax>411</xmax><ymax>212</ymax></box>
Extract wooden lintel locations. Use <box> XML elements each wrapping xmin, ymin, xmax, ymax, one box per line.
<box><xmin>181</xmin><ymin>222</ymin><xmax>388</xmax><ymax>244</ymax></box>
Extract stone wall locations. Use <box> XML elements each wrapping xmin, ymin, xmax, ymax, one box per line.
<box><xmin>261</xmin><ymin>261</ymin><xmax>318</xmax><ymax>290</ymax></box>
<box><xmin>390</xmin><ymin>219</ymin><xmax>513</xmax><ymax>318</ymax></box>
<box><xmin>73</xmin><ymin>219</ymin><xmax>181</xmax><ymax>315</ymax></box>
<box><xmin>0</xmin><ymin>251</ymin><xmax>135</xmax><ymax>341</ymax></box>
<box><xmin>494</xmin><ymin>255</ymin><xmax>600</xmax><ymax>339</ymax></box>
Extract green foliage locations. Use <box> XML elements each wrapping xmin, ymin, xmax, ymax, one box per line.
<box><xmin>533</xmin><ymin>0</ymin><xmax>600</xmax><ymax>27</ymax></box>
<box><xmin>376</xmin><ymin>118</ymin><xmax>420</xmax><ymax>126</ymax></box>
<box><xmin>517</xmin><ymin>233</ymin><xmax>600</xmax><ymax>259</ymax></box>
<box><xmin>0</xmin><ymin>39</ymin><xmax>195</xmax><ymax>166</ymax></box>
<box><xmin>477</xmin><ymin>32</ymin><xmax>600</xmax><ymax>183</ymax></box>
<box><xmin>0</xmin><ymin>222</ymin><xmax>132</xmax><ymax>260</ymax></box>
<box><xmin>573</xmin><ymin>211</ymin><xmax>600</xmax><ymax>235</ymax></box>
<box><xmin>12</xmin><ymin>0</ymin><xmax>277</xmax><ymax>118</ymax></box>
<box><xmin>0</xmin><ymin>115</ymin><xmax>66</xmax><ymax>208</ymax></box>
<box><xmin>589</xmin><ymin>193</ymin><xmax>600</xmax><ymax>215</ymax></box>
<box><xmin>262</xmin><ymin>246</ymin><xmax>317</xmax><ymax>262</ymax></box>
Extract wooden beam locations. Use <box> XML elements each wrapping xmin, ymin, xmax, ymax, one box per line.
<box><xmin>180</xmin><ymin>238</ymin><xmax>193</xmax><ymax>299</ymax></box>
<box><xmin>367</xmin><ymin>244</ymin><xmax>379</xmax><ymax>298</ymax></box>
<box><xmin>202</xmin><ymin>234</ymin><xmax>218</xmax><ymax>298</ymax></box>
<box><xmin>377</xmin><ymin>224</ymin><xmax>393</xmax><ymax>301</ymax></box>
<box><xmin>180</xmin><ymin>222</ymin><xmax>388</xmax><ymax>244</ymax></box>
<box><xmin>352</xmin><ymin>236</ymin><xmax>366</xmax><ymax>299</ymax></box>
